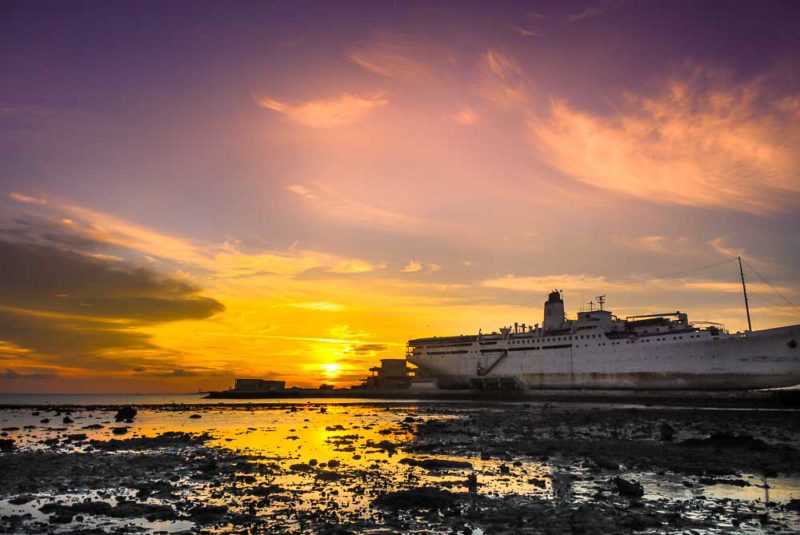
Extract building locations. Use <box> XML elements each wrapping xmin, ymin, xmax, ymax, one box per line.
<box><xmin>233</xmin><ymin>379</ymin><xmax>285</xmax><ymax>392</ymax></box>
<box><xmin>361</xmin><ymin>359</ymin><xmax>412</xmax><ymax>389</ymax></box>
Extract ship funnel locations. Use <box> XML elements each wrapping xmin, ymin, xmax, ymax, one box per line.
<box><xmin>543</xmin><ymin>290</ymin><xmax>565</xmax><ymax>333</ymax></box>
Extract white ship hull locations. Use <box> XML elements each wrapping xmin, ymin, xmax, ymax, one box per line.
<box><xmin>408</xmin><ymin>324</ymin><xmax>800</xmax><ymax>390</ymax></box>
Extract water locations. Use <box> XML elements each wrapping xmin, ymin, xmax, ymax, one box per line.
<box><xmin>1</xmin><ymin>400</ymin><xmax>799</xmax><ymax>533</ymax></box>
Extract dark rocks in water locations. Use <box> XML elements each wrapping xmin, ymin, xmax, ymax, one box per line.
<box><xmin>621</xmin><ymin>513</ymin><xmax>662</xmax><ymax>530</ymax></box>
<box><xmin>499</xmin><ymin>464</ymin><xmax>510</xmax><ymax>475</ymax></box>
<box><xmin>289</xmin><ymin>463</ymin><xmax>313</xmax><ymax>472</ymax></box>
<box><xmin>528</xmin><ymin>478</ymin><xmax>547</xmax><ymax>489</ymax></box>
<box><xmin>9</xmin><ymin>494</ymin><xmax>35</xmax><ymax>505</ymax></box>
<box><xmin>786</xmin><ymin>499</ymin><xmax>800</xmax><ymax>511</ymax></box>
<box><xmin>680</xmin><ymin>432</ymin><xmax>767</xmax><ymax>451</ymax></box>
<box><xmin>111</xmin><ymin>427</ymin><xmax>129</xmax><ymax>436</ymax></box>
<box><xmin>81</xmin><ymin>424</ymin><xmax>104</xmax><ymax>430</ymax></box>
<box><xmin>0</xmin><ymin>438</ymin><xmax>15</xmax><ymax>452</ymax></box>
<box><xmin>659</xmin><ymin>423</ymin><xmax>675</xmax><ymax>442</ymax></box>
<box><xmin>591</xmin><ymin>456</ymin><xmax>619</xmax><ymax>470</ymax></box>
<box><xmin>251</xmin><ymin>484</ymin><xmax>283</xmax><ymax>496</ymax></box>
<box><xmin>91</xmin><ymin>431</ymin><xmax>211</xmax><ymax>450</ymax></box>
<box><xmin>374</xmin><ymin>487</ymin><xmax>458</xmax><ymax>510</ymax></box>
<box><xmin>327</xmin><ymin>459</ymin><xmax>340</xmax><ymax>468</ymax></box>
<box><xmin>40</xmin><ymin>418</ymin><xmax>50</xmax><ymax>424</ymax></box>
<box><xmin>467</xmin><ymin>473</ymin><xmax>478</xmax><ymax>494</ymax></box>
<box><xmin>613</xmin><ymin>477</ymin><xmax>645</xmax><ymax>498</ymax></box>
<box><xmin>66</xmin><ymin>433</ymin><xmax>88</xmax><ymax>442</ymax></box>
<box><xmin>62</xmin><ymin>416</ymin><xmax>74</xmax><ymax>424</ymax></box>
<box><xmin>42</xmin><ymin>500</ymin><xmax>177</xmax><ymax>521</ymax></box>
<box><xmin>699</xmin><ymin>477</ymin><xmax>751</xmax><ymax>487</ymax></box>
<box><xmin>114</xmin><ymin>406</ymin><xmax>137</xmax><ymax>423</ymax></box>
<box><xmin>189</xmin><ymin>504</ymin><xmax>228</xmax><ymax>524</ymax></box>
<box><xmin>399</xmin><ymin>458</ymin><xmax>473</xmax><ymax>471</ymax></box>
<box><xmin>316</xmin><ymin>470</ymin><xmax>341</xmax><ymax>481</ymax></box>
<box><xmin>189</xmin><ymin>414</ymin><xmax>202</xmax><ymax>419</ymax></box>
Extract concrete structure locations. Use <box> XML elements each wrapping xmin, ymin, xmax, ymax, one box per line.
<box><xmin>361</xmin><ymin>358</ymin><xmax>412</xmax><ymax>389</ymax></box>
<box><xmin>233</xmin><ymin>379</ymin><xmax>286</xmax><ymax>392</ymax></box>
<box><xmin>408</xmin><ymin>291</ymin><xmax>800</xmax><ymax>390</ymax></box>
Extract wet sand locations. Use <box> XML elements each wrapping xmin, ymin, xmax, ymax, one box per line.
<box><xmin>1</xmin><ymin>401</ymin><xmax>799</xmax><ymax>533</ymax></box>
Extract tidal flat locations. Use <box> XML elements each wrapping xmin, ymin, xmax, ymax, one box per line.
<box><xmin>0</xmin><ymin>401</ymin><xmax>799</xmax><ymax>534</ymax></box>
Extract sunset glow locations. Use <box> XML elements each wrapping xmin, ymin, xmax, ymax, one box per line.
<box><xmin>1</xmin><ymin>0</ymin><xmax>799</xmax><ymax>393</ymax></box>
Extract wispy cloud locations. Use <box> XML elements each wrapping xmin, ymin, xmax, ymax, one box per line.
<box><xmin>402</xmin><ymin>260</ymin><xmax>423</xmax><ymax>273</ymax></box>
<box><xmin>256</xmin><ymin>92</ymin><xmax>388</xmax><ymax>128</ymax></box>
<box><xmin>476</xmin><ymin>50</ymin><xmax>529</xmax><ymax>108</ymax></box>
<box><xmin>510</xmin><ymin>25</ymin><xmax>539</xmax><ymax>38</ymax></box>
<box><xmin>452</xmin><ymin>106</ymin><xmax>479</xmax><ymax>126</ymax></box>
<box><xmin>285</xmin><ymin>181</ymin><xmax>450</xmax><ymax>235</ymax></box>
<box><xmin>348</xmin><ymin>33</ymin><xmax>436</xmax><ymax>82</ymax></box>
<box><xmin>567</xmin><ymin>1</ymin><xmax>624</xmax><ymax>22</ymax></box>
<box><xmin>529</xmin><ymin>71</ymin><xmax>800</xmax><ymax>215</ymax></box>
<box><xmin>8</xmin><ymin>192</ymin><xmax>48</xmax><ymax>205</ymax></box>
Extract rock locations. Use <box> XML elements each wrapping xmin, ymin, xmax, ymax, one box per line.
<box><xmin>680</xmin><ymin>432</ymin><xmax>767</xmax><ymax>451</ymax></box>
<box><xmin>316</xmin><ymin>470</ymin><xmax>341</xmax><ymax>481</ymax></box>
<box><xmin>0</xmin><ymin>438</ymin><xmax>15</xmax><ymax>452</ymax></box>
<box><xmin>659</xmin><ymin>423</ymin><xmax>675</xmax><ymax>442</ymax></box>
<box><xmin>111</xmin><ymin>427</ymin><xmax>129</xmax><ymax>435</ymax></box>
<box><xmin>81</xmin><ymin>424</ymin><xmax>104</xmax><ymax>430</ymax></box>
<box><xmin>374</xmin><ymin>487</ymin><xmax>458</xmax><ymax>510</ymax></box>
<box><xmin>309</xmin><ymin>458</ymin><xmax>318</xmax><ymax>466</ymax></box>
<box><xmin>613</xmin><ymin>477</ymin><xmax>645</xmax><ymax>498</ymax></box>
<box><xmin>399</xmin><ymin>458</ymin><xmax>473</xmax><ymax>471</ymax></box>
<box><xmin>467</xmin><ymin>473</ymin><xmax>478</xmax><ymax>494</ymax></box>
<box><xmin>499</xmin><ymin>464</ymin><xmax>510</xmax><ymax>475</ymax></box>
<box><xmin>786</xmin><ymin>499</ymin><xmax>800</xmax><ymax>511</ymax></box>
<box><xmin>114</xmin><ymin>407</ymin><xmax>137</xmax><ymax>423</ymax></box>
<box><xmin>62</xmin><ymin>416</ymin><xmax>74</xmax><ymax>424</ymax></box>
<box><xmin>591</xmin><ymin>456</ymin><xmax>619</xmax><ymax>470</ymax></box>
<box><xmin>289</xmin><ymin>463</ymin><xmax>313</xmax><ymax>472</ymax></box>
<box><xmin>189</xmin><ymin>504</ymin><xmax>228</xmax><ymax>524</ymax></box>
<box><xmin>9</xmin><ymin>494</ymin><xmax>35</xmax><ymax>505</ymax></box>
<box><xmin>327</xmin><ymin>459</ymin><xmax>340</xmax><ymax>468</ymax></box>
<box><xmin>699</xmin><ymin>477</ymin><xmax>750</xmax><ymax>487</ymax></box>
<box><xmin>189</xmin><ymin>414</ymin><xmax>202</xmax><ymax>419</ymax></box>
<box><xmin>66</xmin><ymin>433</ymin><xmax>88</xmax><ymax>441</ymax></box>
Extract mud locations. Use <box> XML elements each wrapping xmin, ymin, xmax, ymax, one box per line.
<box><xmin>0</xmin><ymin>402</ymin><xmax>798</xmax><ymax>533</ymax></box>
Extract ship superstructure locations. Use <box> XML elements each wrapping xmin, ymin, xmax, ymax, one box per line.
<box><xmin>407</xmin><ymin>290</ymin><xmax>800</xmax><ymax>390</ymax></box>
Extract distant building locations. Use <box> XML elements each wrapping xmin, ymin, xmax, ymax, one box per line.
<box><xmin>361</xmin><ymin>359</ymin><xmax>412</xmax><ymax>389</ymax></box>
<box><xmin>319</xmin><ymin>383</ymin><xmax>335</xmax><ymax>390</ymax></box>
<box><xmin>233</xmin><ymin>379</ymin><xmax>285</xmax><ymax>392</ymax></box>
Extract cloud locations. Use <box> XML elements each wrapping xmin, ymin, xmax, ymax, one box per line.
<box><xmin>0</xmin><ymin>367</ymin><xmax>58</xmax><ymax>380</ymax></box>
<box><xmin>617</xmin><ymin>235</ymin><xmax>689</xmax><ymax>255</ymax></box>
<box><xmin>452</xmin><ymin>106</ymin><xmax>479</xmax><ymax>126</ymax></box>
<box><xmin>288</xmin><ymin>301</ymin><xmax>345</xmax><ymax>312</ymax></box>
<box><xmin>256</xmin><ymin>92</ymin><xmax>388</xmax><ymax>128</ymax></box>
<box><xmin>509</xmin><ymin>25</ymin><xmax>538</xmax><ymax>38</ymax></box>
<box><xmin>348</xmin><ymin>33</ymin><xmax>435</xmax><ymax>82</ymax></box>
<box><xmin>0</xmin><ymin>230</ymin><xmax>224</xmax><ymax>367</ymax></box>
<box><xmin>529</xmin><ymin>71</ymin><xmax>800</xmax><ymax>215</ymax></box>
<box><xmin>286</xmin><ymin>181</ymin><xmax>444</xmax><ymax>235</ymax></box>
<box><xmin>477</xmin><ymin>50</ymin><xmax>529</xmax><ymax>108</ymax></box>
<box><xmin>8</xmin><ymin>192</ymin><xmax>47</xmax><ymax>205</ymax></box>
<box><xmin>567</xmin><ymin>1</ymin><xmax>624</xmax><ymax>22</ymax></box>
<box><xmin>402</xmin><ymin>260</ymin><xmax>423</xmax><ymax>273</ymax></box>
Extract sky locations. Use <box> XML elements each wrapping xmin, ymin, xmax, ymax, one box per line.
<box><xmin>1</xmin><ymin>0</ymin><xmax>799</xmax><ymax>393</ymax></box>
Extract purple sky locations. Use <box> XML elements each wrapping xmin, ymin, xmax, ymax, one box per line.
<box><xmin>1</xmin><ymin>1</ymin><xmax>799</xmax><ymax>392</ymax></box>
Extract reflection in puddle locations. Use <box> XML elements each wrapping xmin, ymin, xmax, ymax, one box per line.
<box><xmin>1</xmin><ymin>402</ymin><xmax>799</xmax><ymax>533</ymax></box>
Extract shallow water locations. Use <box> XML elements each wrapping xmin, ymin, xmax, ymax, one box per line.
<box><xmin>1</xmin><ymin>402</ymin><xmax>799</xmax><ymax>533</ymax></box>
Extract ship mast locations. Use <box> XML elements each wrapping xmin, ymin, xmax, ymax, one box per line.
<box><xmin>738</xmin><ymin>256</ymin><xmax>752</xmax><ymax>332</ymax></box>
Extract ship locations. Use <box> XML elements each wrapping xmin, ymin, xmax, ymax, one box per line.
<box><xmin>407</xmin><ymin>262</ymin><xmax>800</xmax><ymax>391</ymax></box>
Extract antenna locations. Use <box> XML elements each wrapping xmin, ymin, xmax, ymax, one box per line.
<box><xmin>596</xmin><ymin>295</ymin><xmax>606</xmax><ymax>311</ymax></box>
<box><xmin>738</xmin><ymin>256</ymin><xmax>752</xmax><ymax>332</ymax></box>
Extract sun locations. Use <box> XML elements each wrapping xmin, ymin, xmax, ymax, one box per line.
<box><xmin>321</xmin><ymin>362</ymin><xmax>342</xmax><ymax>378</ymax></box>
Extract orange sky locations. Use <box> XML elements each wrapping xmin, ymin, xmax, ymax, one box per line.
<box><xmin>1</xmin><ymin>1</ymin><xmax>799</xmax><ymax>392</ymax></box>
